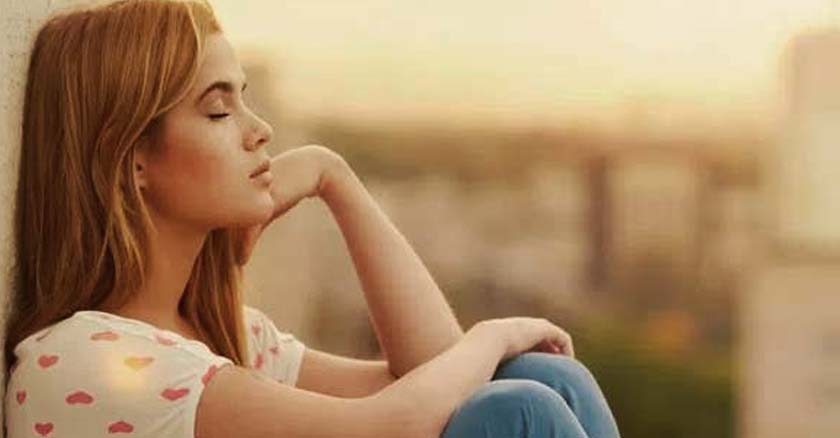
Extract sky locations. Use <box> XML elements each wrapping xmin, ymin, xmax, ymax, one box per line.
<box><xmin>211</xmin><ymin>0</ymin><xmax>840</xmax><ymax>131</ymax></box>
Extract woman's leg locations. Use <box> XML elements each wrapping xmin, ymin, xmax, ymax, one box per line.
<box><xmin>441</xmin><ymin>379</ymin><xmax>589</xmax><ymax>438</ymax></box>
<box><xmin>491</xmin><ymin>352</ymin><xmax>621</xmax><ymax>438</ymax></box>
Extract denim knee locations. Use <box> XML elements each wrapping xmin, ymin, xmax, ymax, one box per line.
<box><xmin>441</xmin><ymin>379</ymin><xmax>588</xmax><ymax>438</ymax></box>
<box><xmin>471</xmin><ymin>379</ymin><xmax>565</xmax><ymax>418</ymax></box>
<box><xmin>493</xmin><ymin>353</ymin><xmax>601</xmax><ymax>412</ymax></box>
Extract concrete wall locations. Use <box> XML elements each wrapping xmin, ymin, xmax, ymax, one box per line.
<box><xmin>1</xmin><ymin>1</ymin><xmax>81</xmax><ymax>434</ymax></box>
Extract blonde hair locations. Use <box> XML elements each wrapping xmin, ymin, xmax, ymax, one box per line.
<box><xmin>4</xmin><ymin>0</ymin><xmax>251</xmax><ymax>373</ymax></box>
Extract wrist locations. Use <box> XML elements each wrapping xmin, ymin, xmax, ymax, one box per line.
<box><xmin>466</xmin><ymin>321</ymin><xmax>508</xmax><ymax>360</ymax></box>
<box><xmin>316</xmin><ymin>149</ymin><xmax>355</xmax><ymax>203</ymax></box>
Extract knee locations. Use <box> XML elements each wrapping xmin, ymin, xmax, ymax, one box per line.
<box><xmin>461</xmin><ymin>379</ymin><xmax>565</xmax><ymax>418</ymax></box>
<box><xmin>541</xmin><ymin>355</ymin><xmax>605</xmax><ymax>413</ymax></box>
<box><xmin>442</xmin><ymin>380</ymin><xmax>586</xmax><ymax>438</ymax></box>
<box><xmin>496</xmin><ymin>353</ymin><xmax>601</xmax><ymax>400</ymax></box>
<box><xmin>499</xmin><ymin>352</ymin><xmax>596</xmax><ymax>382</ymax></box>
<box><xmin>548</xmin><ymin>355</ymin><xmax>599</xmax><ymax>389</ymax></box>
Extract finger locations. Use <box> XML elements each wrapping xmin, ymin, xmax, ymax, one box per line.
<box><xmin>553</xmin><ymin>331</ymin><xmax>573</xmax><ymax>357</ymax></box>
<box><xmin>559</xmin><ymin>338</ymin><xmax>574</xmax><ymax>357</ymax></box>
<box><xmin>543</xmin><ymin>340</ymin><xmax>561</xmax><ymax>354</ymax></box>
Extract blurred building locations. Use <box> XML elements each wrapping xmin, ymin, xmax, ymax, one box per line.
<box><xmin>520</xmin><ymin>163</ymin><xmax>591</xmax><ymax>299</ymax></box>
<box><xmin>601</xmin><ymin>147</ymin><xmax>708</xmax><ymax>297</ymax></box>
<box><xmin>740</xmin><ymin>29</ymin><xmax>840</xmax><ymax>438</ymax></box>
<box><xmin>770</xmin><ymin>29</ymin><xmax>840</xmax><ymax>254</ymax></box>
<box><xmin>373</xmin><ymin>164</ymin><xmax>591</xmax><ymax>308</ymax></box>
<box><xmin>702</xmin><ymin>188</ymin><xmax>762</xmax><ymax>284</ymax></box>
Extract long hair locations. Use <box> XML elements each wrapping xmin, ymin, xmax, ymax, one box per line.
<box><xmin>4</xmin><ymin>0</ymin><xmax>250</xmax><ymax>374</ymax></box>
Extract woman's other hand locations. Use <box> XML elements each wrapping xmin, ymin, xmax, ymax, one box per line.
<box><xmin>471</xmin><ymin>317</ymin><xmax>575</xmax><ymax>362</ymax></box>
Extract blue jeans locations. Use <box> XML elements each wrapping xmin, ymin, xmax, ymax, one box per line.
<box><xmin>440</xmin><ymin>352</ymin><xmax>621</xmax><ymax>438</ymax></box>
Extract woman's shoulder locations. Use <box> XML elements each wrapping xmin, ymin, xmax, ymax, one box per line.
<box><xmin>12</xmin><ymin>310</ymin><xmax>231</xmax><ymax>366</ymax></box>
<box><xmin>241</xmin><ymin>304</ymin><xmax>307</xmax><ymax>387</ymax></box>
<box><xmin>5</xmin><ymin>310</ymin><xmax>233</xmax><ymax>438</ymax></box>
<box><xmin>7</xmin><ymin>309</ymin><xmax>234</xmax><ymax>396</ymax></box>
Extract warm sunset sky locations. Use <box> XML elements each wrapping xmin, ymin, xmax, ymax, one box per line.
<box><xmin>211</xmin><ymin>0</ymin><xmax>840</xmax><ymax>131</ymax></box>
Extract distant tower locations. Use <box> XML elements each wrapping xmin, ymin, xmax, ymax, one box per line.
<box><xmin>740</xmin><ymin>29</ymin><xmax>840</xmax><ymax>438</ymax></box>
<box><xmin>770</xmin><ymin>30</ymin><xmax>840</xmax><ymax>255</ymax></box>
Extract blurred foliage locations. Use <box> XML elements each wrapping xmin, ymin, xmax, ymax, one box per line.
<box><xmin>576</xmin><ymin>321</ymin><xmax>734</xmax><ymax>438</ymax></box>
<box><xmin>445</xmin><ymin>280</ymin><xmax>734</xmax><ymax>438</ymax></box>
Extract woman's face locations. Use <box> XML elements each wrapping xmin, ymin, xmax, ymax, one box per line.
<box><xmin>136</xmin><ymin>33</ymin><xmax>275</xmax><ymax>232</ymax></box>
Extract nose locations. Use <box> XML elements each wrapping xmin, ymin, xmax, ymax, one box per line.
<box><xmin>245</xmin><ymin>111</ymin><xmax>273</xmax><ymax>151</ymax></box>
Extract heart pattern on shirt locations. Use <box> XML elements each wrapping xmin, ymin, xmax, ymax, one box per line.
<box><xmin>15</xmin><ymin>308</ymin><xmax>292</xmax><ymax>437</ymax></box>
<box><xmin>123</xmin><ymin>356</ymin><xmax>155</xmax><ymax>370</ymax></box>
<box><xmin>161</xmin><ymin>387</ymin><xmax>190</xmax><ymax>401</ymax></box>
<box><xmin>107</xmin><ymin>420</ymin><xmax>134</xmax><ymax>433</ymax></box>
<box><xmin>154</xmin><ymin>333</ymin><xmax>177</xmax><ymax>346</ymax></box>
<box><xmin>90</xmin><ymin>330</ymin><xmax>120</xmax><ymax>341</ymax></box>
<box><xmin>202</xmin><ymin>364</ymin><xmax>221</xmax><ymax>385</ymax></box>
<box><xmin>37</xmin><ymin>354</ymin><xmax>59</xmax><ymax>369</ymax></box>
<box><xmin>66</xmin><ymin>390</ymin><xmax>95</xmax><ymax>405</ymax></box>
<box><xmin>34</xmin><ymin>422</ymin><xmax>53</xmax><ymax>435</ymax></box>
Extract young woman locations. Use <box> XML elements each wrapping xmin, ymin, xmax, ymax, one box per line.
<box><xmin>3</xmin><ymin>1</ymin><xmax>621</xmax><ymax>437</ymax></box>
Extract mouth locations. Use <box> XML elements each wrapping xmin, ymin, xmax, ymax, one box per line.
<box><xmin>249</xmin><ymin>159</ymin><xmax>271</xmax><ymax>178</ymax></box>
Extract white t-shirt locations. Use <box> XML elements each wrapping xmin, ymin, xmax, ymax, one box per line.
<box><xmin>3</xmin><ymin>305</ymin><xmax>306</xmax><ymax>438</ymax></box>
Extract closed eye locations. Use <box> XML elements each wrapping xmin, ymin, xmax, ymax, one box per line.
<box><xmin>208</xmin><ymin>113</ymin><xmax>230</xmax><ymax>120</ymax></box>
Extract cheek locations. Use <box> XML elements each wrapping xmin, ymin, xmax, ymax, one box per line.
<box><xmin>146</xmin><ymin>126</ymin><xmax>251</xmax><ymax>224</ymax></box>
<box><xmin>163</xmin><ymin>132</ymin><xmax>230</xmax><ymax>191</ymax></box>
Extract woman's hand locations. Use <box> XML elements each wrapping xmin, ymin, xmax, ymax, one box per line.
<box><xmin>472</xmin><ymin>317</ymin><xmax>575</xmax><ymax>362</ymax></box>
<box><xmin>233</xmin><ymin>144</ymin><xmax>347</xmax><ymax>265</ymax></box>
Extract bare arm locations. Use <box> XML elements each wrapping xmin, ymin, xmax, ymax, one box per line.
<box><xmin>370</xmin><ymin>322</ymin><xmax>506</xmax><ymax>436</ymax></box>
<box><xmin>295</xmin><ymin>347</ymin><xmax>397</xmax><ymax>398</ymax></box>
<box><xmin>197</xmin><ymin>322</ymin><xmax>505</xmax><ymax>438</ymax></box>
<box><xmin>319</xmin><ymin>154</ymin><xmax>465</xmax><ymax>378</ymax></box>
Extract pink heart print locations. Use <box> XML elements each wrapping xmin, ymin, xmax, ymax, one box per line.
<box><xmin>161</xmin><ymin>387</ymin><xmax>190</xmax><ymax>401</ymax></box>
<box><xmin>37</xmin><ymin>354</ymin><xmax>59</xmax><ymax>369</ymax></box>
<box><xmin>34</xmin><ymin>422</ymin><xmax>53</xmax><ymax>435</ymax></box>
<box><xmin>154</xmin><ymin>333</ymin><xmax>177</xmax><ymax>346</ymax></box>
<box><xmin>202</xmin><ymin>364</ymin><xmax>221</xmax><ymax>385</ymax></box>
<box><xmin>108</xmin><ymin>420</ymin><xmax>134</xmax><ymax>433</ymax></box>
<box><xmin>16</xmin><ymin>390</ymin><xmax>26</xmax><ymax>404</ymax></box>
<box><xmin>123</xmin><ymin>356</ymin><xmax>155</xmax><ymax>370</ymax></box>
<box><xmin>90</xmin><ymin>330</ymin><xmax>120</xmax><ymax>341</ymax></box>
<box><xmin>66</xmin><ymin>390</ymin><xmax>94</xmax><ymax>405</ymax></box>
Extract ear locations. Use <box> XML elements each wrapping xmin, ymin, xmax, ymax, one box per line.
<box><xmin>133</xmin><ymin>140</ymin><xmax>150</xmax><ymax>191</ymax></box>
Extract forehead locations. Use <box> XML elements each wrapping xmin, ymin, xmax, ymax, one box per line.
<box><xmin>192</xmin><ymin>34</ymin><xmax>246</xmax><ymax>96</ymax></box>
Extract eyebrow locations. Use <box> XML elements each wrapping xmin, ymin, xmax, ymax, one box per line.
<box><xmin>196</xmin><ymin>78</ymin><xmax>248</xmax><ymax>104</ymax></box>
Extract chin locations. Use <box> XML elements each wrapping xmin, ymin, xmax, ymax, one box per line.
<box><xmin>249</xmin><ymin>194</ymin><xmax>276</xmax><ymax>222</ymax></box>
<box><xmin>214</xmin><ymin>193</ymin><xmax>274</xmax><ymax>228</ymax></box>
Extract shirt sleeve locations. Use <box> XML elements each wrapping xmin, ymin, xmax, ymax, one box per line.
<box><xmin>4</xmin><ymin>321</ymin><xmax>233</xmax><ymax>438</ymax></box>
<box><xmin>244</xmin><ymin>305</ymin><xmax>307</xmax><ymax>387</ymax></box>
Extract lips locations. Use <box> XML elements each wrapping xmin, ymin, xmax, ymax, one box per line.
<box><xmin>249</xmin><ymin>159</ymin><xmax>271</xmax><ymax>178</ymax></box>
